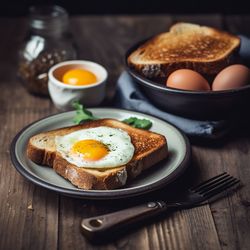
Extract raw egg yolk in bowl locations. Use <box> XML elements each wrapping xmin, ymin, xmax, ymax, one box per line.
<box><xmin>62</xmin><ymin>68</ymin><xmax>97</xmax><ymax>86</ymax></box>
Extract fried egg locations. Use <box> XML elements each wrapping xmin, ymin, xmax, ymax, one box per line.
<box><xmin>55</xmin><ymin>126</ymin><xmax>135</xmax><ymax>169</ymax></box>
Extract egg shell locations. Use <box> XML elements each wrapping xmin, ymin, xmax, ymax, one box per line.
<box><xmin>212</xmin><ymin>64</ymin><xmax>250</xmax><ymax>91</ymax></box>
<box><xmin>166</xmin><ymin>69</ymin><xmax>210</xmax><ymax>91</ymax></box>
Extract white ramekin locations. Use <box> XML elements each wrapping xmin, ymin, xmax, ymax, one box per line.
<box><xmin>48</xmin><ymin>60</ymin><xmax>108</xmax><ymax>110</ymax></box>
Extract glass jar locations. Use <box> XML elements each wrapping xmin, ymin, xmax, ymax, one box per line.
<box><xmin>18</xmin><ymin>5</ymin><xmax>77</xmax><ymax>96</ymax></box>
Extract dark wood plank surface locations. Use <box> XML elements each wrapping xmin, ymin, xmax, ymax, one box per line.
<box><xmin>0</xmin><ymin>15</ymin><xmax>250</xmax><ymax>250</ymax></box>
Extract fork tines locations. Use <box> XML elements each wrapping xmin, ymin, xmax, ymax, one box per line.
<box><xmin>190</xmin><ymin>172</ymin><xmax>240</xmax><ymax>199</ymax></box>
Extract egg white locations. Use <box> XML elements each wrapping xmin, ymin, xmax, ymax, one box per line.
<box><xmin>55</xmin><ymin>126</ymin><xmax>135</xmax><ymax>169</ymax></box>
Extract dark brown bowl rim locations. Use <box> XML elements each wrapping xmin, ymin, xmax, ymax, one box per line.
<box><xmin>125</xmin><ymin>37</ymin><xmax>250</xmax><ymax>96</ymax></box>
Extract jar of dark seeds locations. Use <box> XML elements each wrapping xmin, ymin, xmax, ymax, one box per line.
<box><xmin>18</xmin><ymin>5</ymin><xmax>77</xmax><ymax>96</ymax></box>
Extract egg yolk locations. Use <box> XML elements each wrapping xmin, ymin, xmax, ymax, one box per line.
<box><xmin>62</xmin><ymin>69</ymin><xmax>97</xmax><ymax>86</ymax></box>
<box><xmin>71</xmin><ymin>139</ymin><xmax>109</xmax><ymax>161</ymax></box>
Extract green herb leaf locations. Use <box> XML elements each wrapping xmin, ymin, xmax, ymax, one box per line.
<box><xmin>122</xmin><ymin>117</ymin><xmax>152</xmax><ymax>130</ymax></box>
<box><xmin>72</xmin><ymin>101</ymin><xmax>97</xmax><ymax>124</ymax></box>
<box><xmin>122</xmin><ymin>117</ymin><xmax>137</xmax><ymax>125</ymax></box>
<box><xmin>72</xmin><ymin>101</ymin><xmax>152</xmax><ymax>129</ymax></box>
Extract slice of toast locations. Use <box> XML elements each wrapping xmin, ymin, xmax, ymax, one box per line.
<box><xmin>27</xmin><ymin>119</ymin><xmax>168</xmax><ymax>190</ymax></box>
<box><xmin>128</xmin><ymin>22</ymin><xmax>240</xmax><ymax>78</ymax></box>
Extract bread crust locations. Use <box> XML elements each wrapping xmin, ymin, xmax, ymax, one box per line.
<box><xmin>27</xmin><ymin>141</ymin><xmax>55</xmax><ymax>166</ymax></box>
<box><xmin>26</xmin><ymin>119</ymin><xmax>168</xmax><ymax>190</ymax></box>
<box><xmin>129</xmin><ymin>54</ymin><xmax>237</xmax><ymax>78</ymax></box>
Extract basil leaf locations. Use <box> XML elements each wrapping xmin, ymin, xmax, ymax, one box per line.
<box><xmin>122</xmin><ymin>117</ymin><xmax>152</xmax><ymax>130</ymax></box>
<box><xmin>72</xmin><ymin>101</ymin><xmax>97</xmax><ymax>124</ymax></box>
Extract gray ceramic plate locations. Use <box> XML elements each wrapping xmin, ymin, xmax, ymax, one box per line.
<box><xmin>10</xmin><ymin>108</ymin><xmax>191</xmax><ymax>199</ymax></box>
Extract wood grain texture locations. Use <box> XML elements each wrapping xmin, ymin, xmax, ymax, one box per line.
<box><xmin>70</xmin><ymin>15</ymin><xmax>172</xmax><ymax>101</ymax></box>
<box><xmin>0</xmin><ymin>15</ymin><xmax>249</xmax><ymax>250</ymax></box>
<box><xmin>0</xmin><ymin>18</ymin><xmax>59</xmax><ymax>250</ymax></box>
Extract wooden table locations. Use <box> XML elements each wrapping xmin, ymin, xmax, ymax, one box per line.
<box><xmin>1</xmin><ymin>15</ymin><xmax>250</xmax><ymax>250</ymax></box>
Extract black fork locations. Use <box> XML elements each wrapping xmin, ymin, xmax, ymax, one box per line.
<box><xmin>81</xmin><ymin>172</ymin><xmax>240</xmax><ymax>238</ymax></box>
<box><xmin>169</xmin><ymin>172</ymin><xmax>241</xmax><ymax>208</ymax></box>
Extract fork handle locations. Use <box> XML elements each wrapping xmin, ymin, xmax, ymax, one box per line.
<box><xmin>81</xmin><ymin>201</ymin><xmax>167</xmax><ymax>238</ymax></box>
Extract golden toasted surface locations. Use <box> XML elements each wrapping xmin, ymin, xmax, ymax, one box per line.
<box><xmin>142</xmin><ymin>34</ymin><xmax>238</xmax><ymax>62</ymax></box>
<box><xmin>130</xmin><ymin>23</ymin><xmax>240</xmax><ymax>63</ymax></box>
<box><xmin>127</xmin><ymin>22</ymin><xmax>240</xmax><ymax>78</ymax></box>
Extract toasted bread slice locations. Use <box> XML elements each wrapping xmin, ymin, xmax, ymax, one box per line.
<box><xmin>128</xmin><ymin>22</ymin><xmax>240</xmax><ymax>78</ymax></box>
<box><xmin>27</xmin><ymin>119</ymin><xmax>168</xmax><ymax>190</ymax></box>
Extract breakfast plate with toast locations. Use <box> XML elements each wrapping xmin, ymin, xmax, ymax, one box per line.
<box><xmin>11</xmin><ymin>108</ymin><xmax>191</xmax><ymax>199</ymax></box>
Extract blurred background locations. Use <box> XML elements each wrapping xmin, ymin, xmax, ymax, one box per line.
<box><xmin>1</xmin><ymin>0</ymin><xmax>250</xmax><ymax>16</ymax></box>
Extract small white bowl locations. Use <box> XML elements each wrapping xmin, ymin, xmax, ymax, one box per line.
<box><xmin>48</xmin><ymin>60</ymin><xmax>108</xmax><ymax>110</ymax></box>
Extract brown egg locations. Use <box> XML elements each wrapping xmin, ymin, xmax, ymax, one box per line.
<box><xmin>212</xmin><ymin>64</ymin><xmax>250</xmax><ymax>91</ymax></box>
<box><xmin>166</xmin><ymin>69</ymin><xmax>210</xmax><ymax>91</ymax></box>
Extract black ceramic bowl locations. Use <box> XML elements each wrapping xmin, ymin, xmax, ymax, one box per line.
<box><xmin>125</xmin><ymin>39</ymin><xmax>250</xmax><ymax>120</ymax></box>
